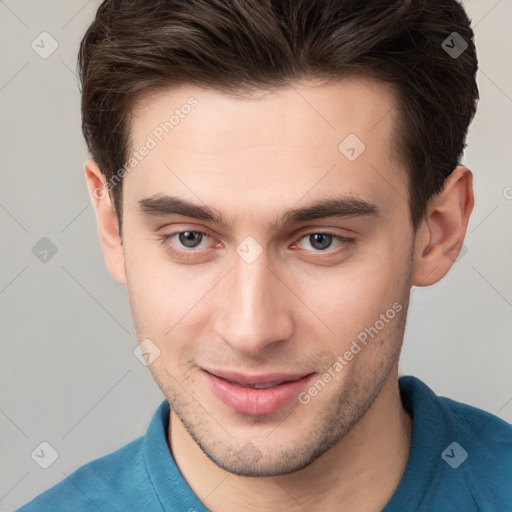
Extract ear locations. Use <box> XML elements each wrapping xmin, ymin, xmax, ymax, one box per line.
<box><xmin>411</xmin><ymin>165</ymin><xmax>474</xmax><ymax>287</ymax></box>
<box><xmin>83</xmin><ymin>159</ymin><xmax>127</xmax><ymax>286</ymax></box>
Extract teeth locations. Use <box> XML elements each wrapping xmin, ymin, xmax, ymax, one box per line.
<box><xmin>229</xmin><ymin>380</ymin><xmax>283</xmax><ymax>389</ymax></box>
<box><xmin>252</xmin><ymin>382</ymin><xmax>282</xmax><ymax>389</ymax></box>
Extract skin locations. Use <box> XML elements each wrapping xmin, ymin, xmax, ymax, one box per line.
<box><xmin>85</xmin><ymin>76</ymin><xmax>474</xmax><ymax>511</ymax></box>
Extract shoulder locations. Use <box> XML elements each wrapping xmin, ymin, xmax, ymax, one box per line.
<box><xmin>401</xmin><ymin>375</ymin><xmax>512</xmax><ymax>448</ymax></box>
<box><xmin>433</xmin><ymin>384</ymin><xmax>512</xmax><ymax>457</ymax></box>
<box><xmin>439</xmin><ymin>394</ymin><xmax>512</xmax><ymax>508</ymax></box>
<box><xmin>439</xmin><ymin>392</ymin><xmax>512</xmax><ymax>470</ymax></box>
<box><xmin>15</xmin><ymin>437</ymin><xmax>151</xmax><ymax>512</ymax></box>
<box><xmin>400</xmin><ymin>375</ymin><xmax>512</xmax><ymax>508</ymax></box>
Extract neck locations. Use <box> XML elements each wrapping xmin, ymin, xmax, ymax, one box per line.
<box><xmin>169</xmin><ymin>370</ymin><xmax>412</xmax><ymax>512</ymax></box>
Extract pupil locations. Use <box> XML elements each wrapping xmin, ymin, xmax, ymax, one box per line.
<box><xmin>311</xmin><ymin>234</ymin><xmax>332</xmax><ymax>250</ymax></box>
<box><xmin>180</xmin><ymin>231</ymin><xmax>202</xmax><ymax>248</ymax></box>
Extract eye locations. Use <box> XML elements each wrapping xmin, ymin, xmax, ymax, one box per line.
<box><xmin>158</xmin><ymin>230</ymin><xmax>213</xmax><ymax>258</ymax></box>
<box><xmin>296</xmin><ymin>232</ymin><xmax>354</xmax><ymax>253</ymax></box>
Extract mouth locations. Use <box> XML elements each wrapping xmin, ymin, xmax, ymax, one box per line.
<box><xmin>201</xmin><ymin>368</ymin><xmax>315</xmax><ymax>416</ymax></box>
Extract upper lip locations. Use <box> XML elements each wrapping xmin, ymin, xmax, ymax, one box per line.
<box><xmin>202</xmin><ymin>368</ymin><xmax>313</xmax><ymax>386</ymax></box>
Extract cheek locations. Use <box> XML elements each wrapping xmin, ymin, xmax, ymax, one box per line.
<box><xmin>123</xmin><ymin>240</ymin><xmax>178</xmax><ymax>337</ymax></box>
<box><xmin>294</xmin><ymin>238</ymin><xmax>410</xmax><ymax>347</ymax></box>
<box><xmin>124</xmin><ymin>241</ymin><xmax>217</xmax><ymax>349</ymax></box>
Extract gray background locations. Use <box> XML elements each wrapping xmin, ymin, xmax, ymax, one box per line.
<box><xmin>1</xmin><ymin>0</ymin><xmax>511</xmax><ymax>510</ymax></box>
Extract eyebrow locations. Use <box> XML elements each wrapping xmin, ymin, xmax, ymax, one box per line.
<box><xmin>137</xmin><ymin>194</ymin><xmax>380</xmax><ymax>230</ymax></box>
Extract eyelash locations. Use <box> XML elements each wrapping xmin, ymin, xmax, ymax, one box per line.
<box><xmin>158</xmin><ymin>230</ymin><xmax>355</xmax><ymax>260</ymax></box>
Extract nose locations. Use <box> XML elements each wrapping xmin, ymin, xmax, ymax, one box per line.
<box><xmin>213</xmin><ymin>250</ymin><xmax>295</xmax><ymax>357</ymax></box>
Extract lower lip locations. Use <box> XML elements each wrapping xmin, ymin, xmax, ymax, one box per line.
<box><xmin>203</xmin><ymin>370</ymin><xmax>314</xmax><ymax>416</ymax></box>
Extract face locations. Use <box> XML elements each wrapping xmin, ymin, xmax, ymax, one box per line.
<box><xmin>119</xmin><ymin>77</ymin><xmax>415</xmax><ymax>476</ymax></box>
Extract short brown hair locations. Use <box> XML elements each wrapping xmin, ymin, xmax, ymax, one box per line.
<box><xmin>78</xmin><ymin>0</ymin><xmax>478</xmax><ymax>235</ymax></box>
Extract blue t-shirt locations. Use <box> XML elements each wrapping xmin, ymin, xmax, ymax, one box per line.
<box><xmin>16</xmin><ymin>376</ymin><xmax>512</xmax><ymax>511</ymax></box>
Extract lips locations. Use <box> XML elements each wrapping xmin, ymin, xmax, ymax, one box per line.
<box><xmin>201</xmin><ymin>368</ymin><xmax>314</xmax><ymax>416</ymax></box>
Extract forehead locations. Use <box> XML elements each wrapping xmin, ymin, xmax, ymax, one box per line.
<box><xmin>130</xmin><ymin>75</ymin><xmax>398</xmax><ymax>152</ymax></box>
<box><xmin>123</xmin><ymin>77</ymin><xmax>407</xmax><ymax>226</ymax></box>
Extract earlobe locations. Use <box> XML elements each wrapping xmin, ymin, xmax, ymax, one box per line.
<box><xmin>83</xmin><ymin>159</ymin><xmax>127</xmax><ymax>286</ymax></box>
<box><xmin>411</xmin><ymin>166</ymin><xmax>474</xmax><ymax>287</ymax></box>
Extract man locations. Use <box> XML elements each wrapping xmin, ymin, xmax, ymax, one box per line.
<box><xmin>17</xmin><ymin>0</ymin><xmax>512</xmax><ymax>511</ymax></box>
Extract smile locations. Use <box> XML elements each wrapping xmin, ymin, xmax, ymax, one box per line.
<box><xmin>201</xmin><ymin>368</ymin><xmax>315</xmax><ymax>416</ymax></box>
